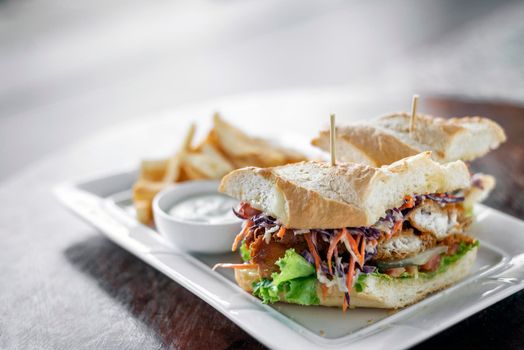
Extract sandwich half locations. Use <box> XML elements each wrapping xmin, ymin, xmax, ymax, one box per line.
<box><xmin>311</xmin><ymin>113</ymin><xmax>506</xmax><ymax>167</ymax></box>
<box><xmin>217</xmin><ymin>152</ymin><xmax>492</xmax><ymax>309</ymax></box>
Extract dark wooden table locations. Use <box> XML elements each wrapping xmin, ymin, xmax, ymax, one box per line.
<box><xmin>1</xmin><ymin>97</ymin><xmax>522</xmax><ymax>349</ymax></box>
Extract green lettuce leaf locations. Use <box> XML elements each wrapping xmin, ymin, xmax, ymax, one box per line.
<box><xmin>253</xmin><ymin>276</ymin><xmax>320</xmax><ymax>305</ymax></box>
<box><xmin>253</xmin><ymin>279</ymin><xmax>280</xmax><ymax>303</ymax></box>
<box><xmin>354</xmin><ymin>273</ymin><xmax>368</xmax><ymax>292</ymax></box>
<box><xmin>252</xmin><ymin>249</ymin><xmax>319</xmax><ymax>305</ymax></box>
<box><xmin>437</xmin><ymin>240</ymin><xmax>479</xmax><ymax>274</ymax></box>
<box><xmin>240</xmin><ymin>241</ymin><xmax>251</xmax><ymax>262</ymax></box>
<box><xmin>270</xmin><ymin>249</ymin><xmax>315</xmax><ymax>286</ymax></box>
<box><xmin>284</xmin><ymin>276</ymin><xmax>320</xmax><ymax>305</ymax></box>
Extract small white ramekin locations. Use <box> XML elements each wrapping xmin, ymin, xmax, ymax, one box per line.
<box><xmin>153</xmin><ymin>180</ymin><xmax>242</xmax><ymax>254</ymax></box>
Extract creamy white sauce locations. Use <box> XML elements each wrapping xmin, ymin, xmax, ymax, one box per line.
<box><xmin>168</xmin><ymin>193</ymin><xmax>240</xmax><ymax>224</ymax></box>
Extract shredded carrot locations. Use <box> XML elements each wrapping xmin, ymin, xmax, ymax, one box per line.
<box><xmin>355</xmin><ymin>234</ymin><xmax>362</xmax><ymax>248</ymax></box>
<box><xmin>304</xmin><ymin>233</ymin><xmax>321</xmax><ymax>273</ymax></box>
<box><xmin>346</xmin><ymin>255</ymin><xmax>355</xmax><ymax>293</ymax></box>
<box><xmin>231</xmin><ymin>220</ymin><xmax>253</xmax><ymax>251</ymax></box>
<box><xmin>359</xmin><ymin>235</ymin><xmax>366</xmax><ymax>266</ymax></box>
<box><xmin>345</xmin><ymin>230</ymin><xmax>362</xmax><ymax>262</ymax></box>
<box><xmin>326</xmin><ymin>229</ymin><xmax>346</xmax><ymax>274</ymax></box>
<box><xmin>355</xmin><ymin>235</ymin><xmax>364</xmax><ymax>266</ymax></box>
<box><xmin>276</xmin><ymin>226</ymin><xmax>286</xmax><ymax>238</ymax></box>
<box><xmin>321</xmin><ymin>283</ymin><xmax>328</xmax><ymax>299</ymax></box>
<box><xmin>342</xmin><ymin>255</ymin><xmax>356</xmax><ymax>312</ymax></box>
<box><xmin>391</xmin><ymin>220</ymin><xmax>403</xmax><ymax>236</ymax></box>
<box><xmin>354</xmin><ymin>235</ymin><xmax>362</xmax><ymax>265</ymax></box>
<box><xmin>212</xmin><ymin>263</ymin><xmax>258</xmax><ymax>271</ymax></box>
<box><xmin>399</xmin><ymin>195</ymin><xmax>415</xmax><ymax>210</ymax></box>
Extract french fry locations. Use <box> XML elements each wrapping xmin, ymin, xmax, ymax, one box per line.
<box><xmin>132</xmin><ymin>180</ymin><xmax>166</xmax><ymax>201</ymax></box>
<box><xmin>181</xmin><ymin>161</ymin><xmax>209</xmax><ymax>180</ymax></box>
<box><xmin>198</xmin><ymin>140</ymin><xmax>234</xmax><ymax>172</ymax></box>
<box><xmin>211</xmin><ymin>113</ymin><xmax>306</xmax><ymax>168</ymax></box>
<box><xmin>163</xmin><ymin>123</ymin><xmax>196</xmax><ymax>183</ymax></box>
<box><xmin>134</xmin><ymin>199</ymin><xmax>153</xmax><ymax>224</ymax></box>
<box><xmin>177</xmin><ymin>165</ymin><xmax>192</xmax><ymax>182</ymax></box>
<box><xmin>162</xmin><ymin>153</ymin><xmax>183</xmax><ymax>184</ymax></box>
<box><xmin>197</xmin><ymin>127</ymin><xmax>221</xmax><ymax>150</ymax></box>
<box><xmin>138</xmin><ymin>159</ymin><xmax>168</xmax><ymax>182</ymax></box>
<box><xmin>182</xmin><ymin>152</ymin><xmax>233</xmax><ymax>179</ymax></box>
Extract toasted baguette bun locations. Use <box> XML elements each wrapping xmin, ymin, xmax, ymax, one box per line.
<box><xmin>312</xmin><ymin>113</ymin><xmax>506</xmax><ymax>166</ymax></box>
<box><xmin>235</xmin><ymin>246</ymin><xmax>477</xmax><ymax>309</ymax></box>
<box><xmin>219</xmin><ymin>152</ymin><xmax>470</xmax><ymax>229</ymax></box>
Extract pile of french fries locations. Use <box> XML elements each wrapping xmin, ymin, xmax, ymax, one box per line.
<box><xmin>132</xmin><ymin>113</ymin><xmax>307</xmax><ymax>224</ymax></box>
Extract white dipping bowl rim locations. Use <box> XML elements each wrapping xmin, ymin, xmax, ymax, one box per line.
<box><xmin>152</xmin><ymin>179</ymin><xmax>242</xmax><ymax>254</ymax></box>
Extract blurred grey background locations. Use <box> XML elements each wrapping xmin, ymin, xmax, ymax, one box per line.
<box><xmin>1</xmin><ymin>0</ymin><xmax>523</xmax><ymax>180</ymax></box>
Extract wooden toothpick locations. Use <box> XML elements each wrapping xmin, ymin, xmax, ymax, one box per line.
<box><xmin>330</xmin><ymin>113</ymin><xmax>336</xmax><ymax>166</ymax></box>
<box><xmin>410</xmin><ymin>94</ymin><xmax>419</xmax><ymax>133</ymax></box>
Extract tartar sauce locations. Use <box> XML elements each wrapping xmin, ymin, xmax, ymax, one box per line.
<box><xmin>168</xmin><ymin>193</ymin><xmax>240</xmax><ymax>224</ymax></box>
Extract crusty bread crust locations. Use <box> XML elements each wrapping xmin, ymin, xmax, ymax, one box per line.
<box><xmin>219</xmin><ymin>152</ymin><xmax>470</xmax><ymax>229</ymax></box>
<box><xmin>235</xmin><ymin>246</ymin><xmax>477</xmax><ymax>309</ymax></box>
<box><xmin>311</xmin><ymin>113</ymin><xmax>506</xmax><ymax>166</ymax></box>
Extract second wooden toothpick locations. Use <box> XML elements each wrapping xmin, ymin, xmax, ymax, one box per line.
<box><xmin>330</xmin><ymin>113</ymin><xmax>336</xmax><ymax>166</ymax></box>
<box><xmin>410</xmin><ymin>94</ymin><xmax>419</xmax><ymax>133</ymax></box>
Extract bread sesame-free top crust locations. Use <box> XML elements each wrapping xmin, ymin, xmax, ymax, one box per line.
<box><xmin>219</xmin><ymin>152</ymin><xmax>470</xmax><ymax>229</ymax></box>
<box><xmin>311</xmin><ymin>113</ymin><xmax>506</xmax><ymax>166</ymax></box>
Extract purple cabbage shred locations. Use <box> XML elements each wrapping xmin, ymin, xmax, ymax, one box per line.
<box><xmin>361</xmin><ymin>265</ymin><xmax>376</xmax><ymax>274</ymax></box>
<box><xmin>425</xmin><ymin>193</ymin><xmax>464</xmax><ymax>203</ymax></box>
<box><xmin>301</xmin><ymin>250</ymin><xmax>315</xmax><ymax>265</ymax></box>
<box><xmin>344</xmin><ymin>292</ymin><xmax>351</xmax><ymax>305</ymax></box>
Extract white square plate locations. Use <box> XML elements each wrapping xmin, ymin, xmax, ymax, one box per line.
<box><xmin>55</xmin><ymin>169</ymin><xmax>524</xmax><ymax>350</ymax></box>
